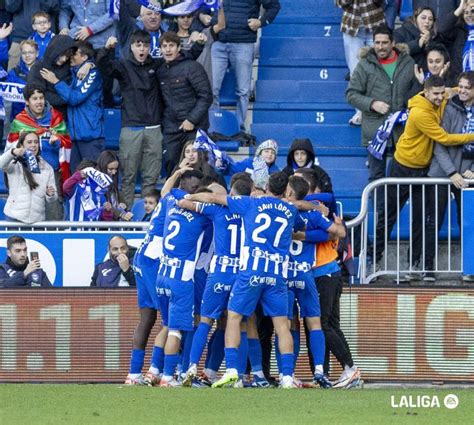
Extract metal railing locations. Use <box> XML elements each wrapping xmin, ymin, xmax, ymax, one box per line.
<box><xmin>346</xmin><ymin>177</ymin><xmax>465</xmax><ymax>284</ymax></box>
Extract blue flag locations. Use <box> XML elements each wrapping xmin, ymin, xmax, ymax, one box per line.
<box><xmin>193</xmin><ymin>128</ymin><xmax>230</xmax><ymax>171</ymax></box>
<box><xmin>163</xmin><ymin>0</ymin><xmax>219</xmax><ymax>16</ymax></box>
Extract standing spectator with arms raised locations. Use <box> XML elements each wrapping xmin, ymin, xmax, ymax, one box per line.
<box><xmin>97</xmin><ymin>31</ymin><xmax>163</xmax><ymax>209</ymax></box>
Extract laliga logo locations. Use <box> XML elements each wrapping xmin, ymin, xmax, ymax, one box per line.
<box><xmin>249</xmin><ymin>276</ymin><xmax>260</xmax><ymax>287</ymax></box>
<box><xmin>391</xmin><ymin>394</ymin><xmax>459</xmax><ymax>409</ymax></box>
<box><xmin>214</xmin><ymin>282</ymin><xmax>224</xmax><ymax>293</ymax></box>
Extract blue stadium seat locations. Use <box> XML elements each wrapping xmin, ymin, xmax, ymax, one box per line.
<box><xmin>251</xmin><ymin>123</ymin><xmax>360</xmax><ymax>147</ymax></box>
<box><xmin>276</xmin><ymin>0</ymin><xmax>342</xmax><ymax>20</ymax></box>
<box><xmin>253</xmin><ymin>108</ymin><xmax>354</xmax><ymax>125</ymax></box>
<box><xmin>259</xmin><ymin>38</ymin><xmax>345</xmax><ymax>64</ymax></box>
<box><xmin>255</xmin><ymin>80</ymin><xmax>347</xmax><ymax>104</ymax></box>
<box><xmin>0</xmin><ymin>173</ymin><xmax>7</xmax><ymax>195</ymax></box>
<box><xmin>262</xmin><ymin>23</ymin><xmax>342</xmax><ymax>38</ymax></box>
<box><xmin>104</xmin><ymin>108</ymin><xmax>121</xmax><ymax>150</ymax></box>
<box><xmin>219</xmin><ymin>69</ymin><xmax>238</xmax><ymax>106</ymax></box>
<box><xmin>132</xmin><ymin>199</ymin><xmax>146</xmax><ymax>221</ymax></box>
<box><xmin>0</xmin><ymin>198</ymin><xmax>6</xmax><ymax>220</ymax></box>
<box><xmin>258</xmin><ymin>66</ymin><xmax>348</xmax><ymax>82</ymax></box>
<box><xmin>209</xmin><ymin>108</ymin><xmax>239</xmax><ymax>136</ymax></box>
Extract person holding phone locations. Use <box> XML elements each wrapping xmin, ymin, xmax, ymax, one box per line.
<box><xmin>0</xmin><ymin>235</ymin><xmax>52</xmax><ymax>287</ymax></box>
<box><xmin>0</xmin><ymin>130</ymin><xmax>57</xmax><ymax>224</ymax></box>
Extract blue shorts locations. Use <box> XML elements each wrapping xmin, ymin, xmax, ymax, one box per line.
<box><xmin>133</xmin><ymin>254</ymin><xmax>160</xmax><ymax>310</ymax></box>
<box><xmin>201</xmin><ymin>271</ymin><xmax>236</xmax><ymax>320</ymax></box>
<box><xmin>162</xmin><ymin>276</ymin><xmax>194</xmax><ymax>331</ymax></box>
<box><xmin>156</xmin><ymin>274</ymin><xmax>170</xmax><ymax>326</ymax></box>
<box><xmin>287</xmin><ymin>273</ymin><xmax>321</xmax><ymax>319</ymax></box>
<box><xmin>228</xmin><ymin>271</ymin><xmax>288</xmax><ymax>318</ymax></box>
<box><xmin>194</xmin><ymin>269</ymin><xmax>208</xmax><ymax>316</ymax></box>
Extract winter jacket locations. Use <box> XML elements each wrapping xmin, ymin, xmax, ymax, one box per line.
<box><xmin>54</xmin><ymin>62</ymin><xmax>104</xmax><ymax>142</ymax></box>
<box><xmin>393</xmin><ymin>20</ymin><xmax>442</xmax><ymax>68</ymax></box>
<box><xmin>217</xmin><ymin>0</ymin><xmax>281</xmax><ymax>43</ymax></box>
<box><xmin>7</xmin><ymin>58</ymin><xmax>30</xmax><ymax>121</ymax></box>
<box><xmin>395</xmin><ymin>92</ymin><xmax>474</xmax><ymax>169</ymax></box>
<box><xmin>437</xmin><ymin>10</ymin><xmax>467</xmax><ymax>79</ymax></box>
<box><xmin>414</xmin><ymin>0</ymin><xmax>460</xmax><ymax>28</ymax></box>
<box><xmin>96</xmin><ymin>47</ymin><xmax>163</xmax><ymax>127</ymax></box>
<box><xmin>7</xmin><ymin>104</ymin><xmax>72</xmax><ymax>179</ymax></box>
<box><xmin>346</xmin><ymin>44</ymin><xmax>416</xmax><ymax>146</ymax></box>
<box><xmin>158</xmin><ymin>54</ymin><xmax>212</xmax><ymax>134</ymax></box>
<box><xmin>281</xmin><ymin>138</ymin><xmax>333</xmax><ymax>193</ymax></box>
<box><xmin>0</xmin><ymin>149</ymin><xmax>57</xmax><ymax>223</ymax></box>
<box><xmin>27</xmin><ymin>35</ymin><xmax>77</xmax><ymax>113</ymax></box>
<box><xmin>59</xmin><ymin>0</ymin><xmax>114</xmax><ymax>49</ymax></box>
<box><xmin>5</xmin><ymin>0</ymin><xmax>59</xmax><ymax>43</ymax></box>
<box><xmin>90</xmin><ymin>258</ymin><xmax>136</xmax><ymax>287</ymax></box>
<box><xmin>0</xmin><ymin>260</ymin><xmax>51</xmax><ymax>287</ymax></box>
<box><xmin>428</xmin><ymin>95</ymin><xmax>474</xmax><ymax>177</ymax></box>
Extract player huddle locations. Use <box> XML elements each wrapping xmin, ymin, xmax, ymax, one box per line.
<box><xmin>127</xmin><ymin>169</ymin><xmax>361</xmax><ymax>389</ymax></box>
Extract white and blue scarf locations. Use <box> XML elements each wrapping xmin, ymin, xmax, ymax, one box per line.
<box><xmin>193</xmin><ymin>128</ymin><xmax>231</xmax><ymax>171</ymax></box>
<box><xmin>463</xmin><ymin>105</ymin><xmax>474</xmax><ymax>158</ymax></box>
<box><xmin>76</xmin><ymin>168</ymin><xmax>112</xmax><ymax>221</ymax></box>
<box><xmin>463</xmin><ymin>25</ymin><xmax>474</xmax><ymax>72</ymax></box>
<box><xmin>368</xmin><ymin>110</ymin><xmax>408</xmax><ymax>160</ymax></box>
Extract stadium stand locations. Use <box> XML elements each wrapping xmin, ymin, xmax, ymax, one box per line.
<box><xmin>254</xmin><ymin>0</ymin><xmax>367</xmax><ymax>218</ymax></box>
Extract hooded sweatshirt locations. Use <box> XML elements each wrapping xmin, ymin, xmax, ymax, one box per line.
<box><xmin>394</xmin><ymin>92</ymin><xmax>474</xmax><ymax>169</ymax></box>
<box><xmin>27</xmin><ymin>35</ymin><xmax>77</xmax><ymax>113</ymax></box>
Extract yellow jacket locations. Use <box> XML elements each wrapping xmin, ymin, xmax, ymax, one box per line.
<box><xmin>394</xmin><ymin>92</ymin><xmax>473</xmax><ymax>168</ymax></box>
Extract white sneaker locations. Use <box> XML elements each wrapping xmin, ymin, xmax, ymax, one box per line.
<box><xmin>159</xmin><ymin>377</ymin><xmax>182</xmax><ymax>387</ymax></box>
<box><xmin>143</xmin><ymin>370</ymin><xmax>161</xmax><ymax>386</ymax></box>
<box><xmin>124</xmin><ymin>374</ymin><xmax>146</xmax><ymax>385</ymax></box>
<box><xmin>333</xmin><ymin>367</ymin><xmax>361</xmax><ymax>389</ymax></box>
<box><xmin>348</xmin><ymin>110</ymin><xmax>362</xmax><ymax>126</ymax></box>
<box><xmin>279</xmin><ymin>375</ymin><xmax>298</xmax><ymax>389</ymax></box>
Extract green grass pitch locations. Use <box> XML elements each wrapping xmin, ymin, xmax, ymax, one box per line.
<box><xmin>0</xmin><ymin>385</ymin><xmax>473</xmax><ymax>425</ymax></box>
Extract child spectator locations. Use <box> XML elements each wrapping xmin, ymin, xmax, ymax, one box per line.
<box><xmin>0</xmin><ymin>131</ymin><xmax>57</xmax><ymax>224</ymax></box>
<box><xmin>141</xmin><ymin>188</ymin><xmax>160</xmax><ymax>221</ymax></box>
<box><xmin>96</xmin><ymin>150</ymin><xmax>133</xmax><ymax>222</ymax></box>
<box><xmin>220</xmin><ymin>139</ymin><xmax>280</xmax><ymax>188</ymax></box>
<box><xmin>63</xmin><ymin>159</ymin><xmax>110</xmax><ymax>221</ymax></box>
<box><xmin>281</xmin><ymin>138</ymin><xmax>333</xmax><ymax>193</ymax></box>
<box><xmin>30</xmin><ymin>11</ymin><xmax>55</xmax><ymax>60</ymax></box>
<box><xmin>7</xmin><ymin>40</ymin><xmax>39</xmax><ymax>121</ymax></box>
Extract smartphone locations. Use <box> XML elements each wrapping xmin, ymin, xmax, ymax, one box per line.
<box><xmin>30</xmin><ymin>252</ymin><xmax>39</xmax><ymax>261</ymax></box>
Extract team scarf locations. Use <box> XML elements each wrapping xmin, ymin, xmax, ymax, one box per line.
<box><xmin>463</xmin><ymin>25</ymin><xmax>474</xmax><ymax>72</ymax></box>
<box><xmin>76</xmin><ymin>168</ymin><xmax>113</xmax><ymax>221</ymax></box>
<box><xmin>0</xmin><ymin>81</ymin><xmax>24</xmax><ymax>103</ymax></box>
<box><xmin>368</xmin><ymin>110</ymin><xmax>408</xmax><ymax>160</ymax></box>
<box><xmin>193</xmin><ymin>128</ymin><xmax>231</xmax><ymax>171</ymax></box>
<box><xmin>252</xmin><ymin>155</ymin><xmax>270</xmax><ymax>190</ymax></box>
<box><xmin>7</xmin><ymin>108</ymin><xmax>72</xmax><ymax>180</ymax></box>
<box><xmin>462</xmin><ymin>105</ymin><xmax>474</xmax><ymax>159</ymax></box>
<box><xmin>163</xmin><ymin>0</ymin><xmax>219</xmax><ymax>16</ymax></box>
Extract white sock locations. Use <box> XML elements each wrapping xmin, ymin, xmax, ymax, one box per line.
<box><xmin>203</xmin><ymin>368</ymin><xmax>217</xmax><ymax>380</ymax></box>
<box><xmin>253</xmin><ymin>370</ymin><xmax>265</xmax><ymax>379</ymax></box>
<box><xmin>149</xmin><ymin>366</ymin><xmax>160</xmax><ymax>375</ymax></box>
<box><xmin>314</xmin><ymin>365</ymin><xmax>324</xmax><ymax>375</ymax></box>
<box><xmin>128</xmin><ymin>373</ymin><xmax>141</xmax><ymax>379</ymax></box>
<box><xmin>162</xmin><ymin>374</ymin><xmax>173</xmax><ymax>382</ymax></box>
<box><xmin>226</xmin><ymin>368</ymin><xmax>238</xmax><ymax>375</ymax></box>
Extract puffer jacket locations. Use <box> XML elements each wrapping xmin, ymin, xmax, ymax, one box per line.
<box><xmin>218</xmin><ymin>0</ymin><xmax>281</xmax><ymax>43</ymax></box>
<box><xmin>158</xmin><ymin>54</ymin><xmax>212</xmax><ymax>134</ymax></box>
<box><xmin>346</xmin><ymin>44</ymin><xmax>416</xmax><ymax>146</ymax></box>
<box><xmin>0</xmin><ymin>149</ymin><xmax>57</xmax><ymax>223</ymax></box>
<box><xmin>59</xmin><ymin>0</ymin><xmax>115</xmax><ymax>50</ymax></box>
<box><xmin>27</xmin><ymin>35</ymin><xmax>77</xmax><ymax>112</ymax></box>
<box><xmin>97</xmin><ymin>47</ymin><xmax>163</xmax><ymax>127</ymax></box>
